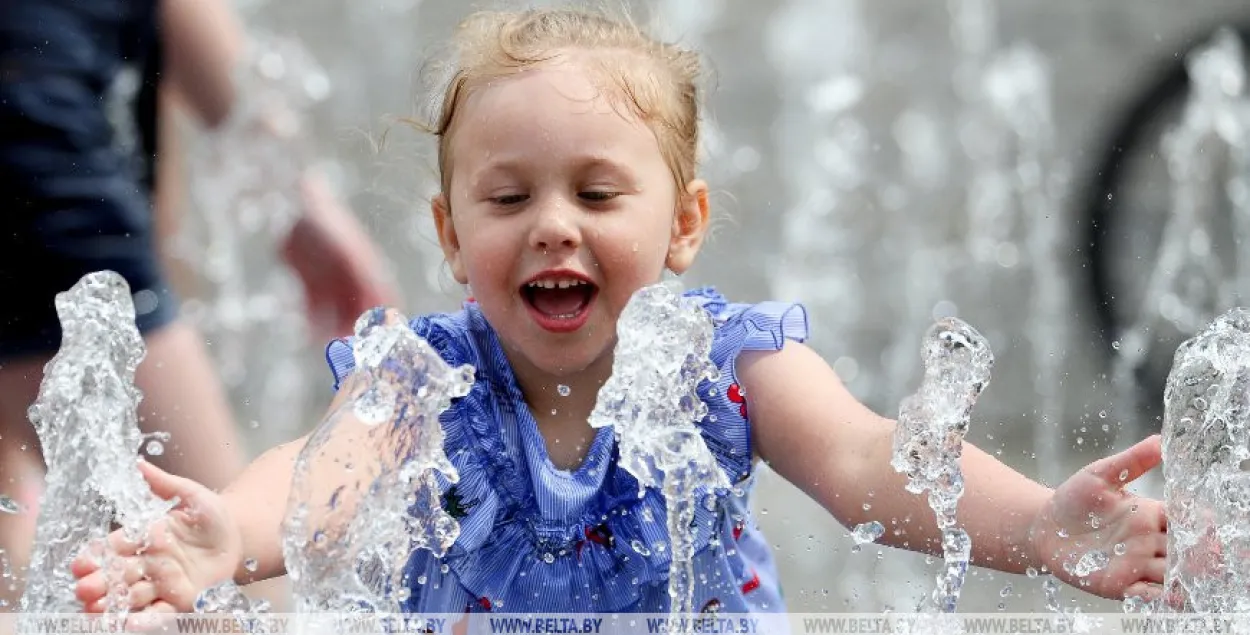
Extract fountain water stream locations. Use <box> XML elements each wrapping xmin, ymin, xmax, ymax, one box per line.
<box><xmin>18</xmin><ymin>272</ymin><xmax>176</xmax><ymax>619</ymax></box>
<box><xmin>589</xmin><ymin>284</ymin><xmax>729</xmax><ymax>620</ymax></box>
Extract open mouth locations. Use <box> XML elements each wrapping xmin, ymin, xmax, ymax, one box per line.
<box><xmin>521</xmin><ymin>277</ymin><xmax>598</xmax><ymax>332</ymax></box>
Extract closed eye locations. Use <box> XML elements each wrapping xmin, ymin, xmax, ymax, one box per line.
<box><xmin>491</xmin><ymin>194</ymin><xmax>529</xmax><ymax>206</ymax></box>
<box><xmin>579</xmin><ymin>191</ymin><xmax>620</xmax><ymax>202</ymax></box>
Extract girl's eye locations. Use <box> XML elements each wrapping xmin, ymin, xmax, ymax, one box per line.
<box><xmin>492</xmin><ymin>194</ymin><xmax>529</xmax><ymax>206</ymax></box>
<box><xmin>579</xmin><ymin>191</ymin><xmax>620</xmax><ymax>202</ymax></box>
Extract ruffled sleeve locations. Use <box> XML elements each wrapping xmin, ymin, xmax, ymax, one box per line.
<box><xmin>324</xmin><ymin>314</ymin><xmax>468</xmax><ymax>391</ymax></box>
<box><xmin>687</xmin><ymin>287</ymin><xmax>810</xmax><ymax>483</ymax></box>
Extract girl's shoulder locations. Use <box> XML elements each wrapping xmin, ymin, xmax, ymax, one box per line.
<box><xmin>324</xmin><ymin>304</ymin><xmax>488</xmax><ymax>391</ymax></box>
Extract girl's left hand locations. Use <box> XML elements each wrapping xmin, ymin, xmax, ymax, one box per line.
<box><xmin>1027</xmin><ymin>435</ymin><xmax>1168</xmax><ymax>603</ymax></box>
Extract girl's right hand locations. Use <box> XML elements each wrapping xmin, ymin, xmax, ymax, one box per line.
<box><xmin>72</xmin><ymin>460</ymin><xmax>242</xmax><ymax>616</ymax></box>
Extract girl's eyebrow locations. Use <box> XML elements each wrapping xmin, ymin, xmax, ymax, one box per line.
<box><xmin>472</xmin><ymin>154</ymin><xmax>641</xmax><ymax>182</ymax></box>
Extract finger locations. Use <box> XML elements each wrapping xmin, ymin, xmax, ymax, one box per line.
<box><xmin>1154</xmin><ymin>532</ymin><xmax>1167</xmax><ymax>559</ymax></box>
<box><xmin>106</xmin><ymin>529</ymin><xmax>149</xmax><ymax>558</ymax></box>
<box><xmin>1087</xmin><ymin>435</ymin><xmax>1161</xmax><ymax>487</ymax></box>
<box><xmin>72</xmin><ymin>540</ymin><xmax>107</xmax><ymax>577</ymax></box>
<box><xmin>1123</xmin><ymin>581</ymin><xmax>1162</xmax><ymax>604</ymax></box>
<box><xmin>101</xmin><ymin>555</ymin><xmax>148</xmax><ymax>587</ymax></box>
<box><xmin>1158</xmin><ymin>504</ymin><xmax>1168</xmax><ymax>533</ymax></box>
<box><xmin>1133</xmin><ymin>557</ymin><xmax>1166</xmax><ymax>584</ymax></box>
<box><xmin>137</xmin><ymin>459</ymin><xmax>196</xmax><ymax>505</ymax></box>
<box><xmin>75</xmin><ymin>570</ymin><xmax>109</xmax><ymax>610</ymax></box>
<box><xmin>125</xmin><ymin>601</ymin><xmax>179</xmax><ymax>633</ymax></box>
<box><xmin>124</xmin><ymin>580</ymin><xmax>159</xmax><ymax>610</ymax></box>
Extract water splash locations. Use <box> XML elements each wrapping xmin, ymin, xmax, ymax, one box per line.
<box><xmin>1112</xmin><ymin>29</ymin><xmax>1250</xmax><ymax>446</ymax></box>
<box><xmin>980</xmin><ymin>44</ymin><xmax>1069</xmax><ymax>487</ymax></box>
<box><xmin>175</xmin><ymin>32</ymin><xmax>333</xmax><ymax>449</ymax></box>
<box><xmin>589</xmin><ymin>283</ymin><xmax>729</xmax><ymax>620</ymax></box>
<box><xmin>19</xmin><ymin>272</ymin><xmax>174</xmax><ymax>616</ymax></box>
<box><xmin>281</xmin><ymin>307</ymin><xmax>472</xmax><ymax>613</ymax></box>
<box><xmin>1161</xmin><ymin>307</ymin><xmax>1250</xmax><ymax>613</ymax></box>
<box><xmin>891</xmin><ymin>318</ymin><xmax>993</xmax><ymax>616</ymax></box>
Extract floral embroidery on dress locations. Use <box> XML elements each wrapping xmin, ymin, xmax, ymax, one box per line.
<box><xmin>727</xmin><ymin>383</ymin><xmax>748</xmax><ymax>420</ymax></box>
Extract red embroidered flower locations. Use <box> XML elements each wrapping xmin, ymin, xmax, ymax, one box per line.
<box><xmin>741</xmin><ymin>570</ymin><xmax>761</xmax><ymax>595</ymax></box>
<box><xmin>476</xmin><ymin>596</ymin><xmax>493</xmax><ymax>611</ymax></box>
<box><xmin>727</xmin><ymin>383</ymin><xmax>748</xmax><ymax>419</ymax></box>
<box><xmin>732</xmin><ymin>520</ymin><xmax>745</xmax><ymax>542</ymax></box>
<box><xmin>575</xmin><ymin>523</ymin><xmax>614</xmax><ymax>561</ymax></box>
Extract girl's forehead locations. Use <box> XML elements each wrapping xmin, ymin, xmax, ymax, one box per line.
<box><xmin>450</xmin><ymin>70</ymin><xmax>659</xmax><ymax>158</ymax></box>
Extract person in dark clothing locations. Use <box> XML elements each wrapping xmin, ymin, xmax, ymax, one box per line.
<box><xmin>0</xmin><ymin>0</ymin><xmax>399</xmax><ymax>608</ymax></box>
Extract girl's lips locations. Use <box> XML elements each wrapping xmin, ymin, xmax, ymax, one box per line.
<box><xmin>521</xmin><ymin>283</ymin><xmax>598</xmax><ymax>333</ymax></box>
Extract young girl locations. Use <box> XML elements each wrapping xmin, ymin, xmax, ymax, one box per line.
<box><xmin>71</xmin><ymin>7</ymin><xmax>1167</xmax><ymax>618</ymax></box>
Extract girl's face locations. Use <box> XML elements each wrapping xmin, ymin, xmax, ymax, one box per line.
<box><xmin>433</xmin><ymin>60</ymin><xmax>708</xmax><ymax>383</ymax></box>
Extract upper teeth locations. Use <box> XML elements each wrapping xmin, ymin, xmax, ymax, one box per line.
<box><xmin>527</xmin><ymin>278</ymin><xmax>587</xmax><ymax>289</ymax></box>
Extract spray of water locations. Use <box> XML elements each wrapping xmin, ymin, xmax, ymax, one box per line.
<box><xmin>175</xmin><ymin>33</ymin><xmax>332</xmax><ymax>449</ymax></box>
<box><xmin>589</xmin><ymin>283</ymin><xmax>729</xmax><ymax>621</ymax></box>
<box><xmin>1160</xmin><ymin>307</ymin><xmax>1250</xmax><ymax>614</ymax></box>
<box><xmin>281</xmin><ymin>307</ymin><xmax>472</xmax><ymax>614</ymax></box>
<box><xmin>891</xmin><ymin>317</ymin><xmax>993</xmax><ymax>619</ymax></box>
<box><xmin>19</xmin><ymin>272</ymin><xmax>174</xmax><ymax>618</ymax></box>
<box><xmin>1112</xmin><ymin>30</ymin><xmax>1250</xmax><ymax>447</ymax></box>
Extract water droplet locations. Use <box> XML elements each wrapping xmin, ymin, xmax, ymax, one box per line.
<box><xmin>0</xmin><ymin>497</ymin><xmax>21</xmax><ymax>515</ymax></box>
<box><xmin>1114</xmin><ymin>543</ymin><xmax>1127</xmax><ymax>556</ymax></box>
<box><xmin>145</xmin><ymin>440</ymin><xmax>164</xmax><ymax>456</ymax></box>
<box><xmin>243</xmin><ymin>558</ymin><xmax>258</xmax><ymax>572</ymax></box>
<box><xmin>557</xmin><ymin>384</ymin><xmax>571</xmax><ymax>397</ymax></box>
<box><xmin>862</xmin><ymin>503</ymin><xmax>872</xmax><ymax>511</ymax></box>
<box><xmin>249</xmin><ymin>420</ymin><xmax>260</xmax><ymax>429</ymax></box>
<box><xmin>396</xmin><ymin>588</ymin><xmax>411</xmax><ymax>601</ymax></box>
<box><xmin>542</xmin><ymin>552</ymin><xmax>555</xmax><ymax>564</ymax></box>
<box><xmin>630</xmin><ymin>540</ymin><xmax>652</xmax><ymax>556</ymax></box>
<box><xmin>999</xmin><ymin>584</ymin><xmax>1013</xmax><ymax>597</ymax></box>
<box><xmin>1026</xmin><ymin>567</ymin><xmax>1038</xmax><ymax>578</ymax></box>
<box><xmin>703</xmin><ymin>494</ymin><xmax>717</xmax><ymax>511</ymax></box>
<box><xmin>441</xmin><ymin>563</ymin><xmax>450</xmax><ymax>574</ymax></box>
<box><xmin>1111</xmin><ymin>341</ymin><xmax>1121</xmax><ymax>351</ymax></box>
<box><xmin>1098</xmin><ymin>410</ymin><xmax>1108</xmax><ymax>419</ymax></box>
<box><xmin>1056</xmin><ymin>528</ymin><xmax>1069</xmax><ymax>538</ymax></box>
<box><xmin>417</xmin><ymin>575</ymin><xmax>427</xmax><ymax>585</ymax></box>
<box><xmin>1072</xmin><ymin>550</ymin><xmax>1109</xmax><ymax>577</ymax></box>
<box><xmin>850</xmin><ymin>521</ymin><xmax>885</xmax><ymax>545</ymax></box>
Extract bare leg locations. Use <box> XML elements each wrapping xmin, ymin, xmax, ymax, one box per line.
<box><xmin>0</xmin><ymin>319</ymin><xmax>248</xmax><ymax>610</ymax></box>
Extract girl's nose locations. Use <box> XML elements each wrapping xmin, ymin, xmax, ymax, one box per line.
<box><xmin>529</xmin><ymin>199</ymin><xmax>581</xmax><ymax>251</ymax></box>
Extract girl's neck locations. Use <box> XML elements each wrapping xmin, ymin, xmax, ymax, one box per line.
<box><xmin>504</xmin><ymin>346</ymin><xmax>616</xmax><ymax>471</ymax></box>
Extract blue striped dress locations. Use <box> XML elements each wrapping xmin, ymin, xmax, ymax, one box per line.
<box><xmin>324</xmin><ymin>287</ymin><xmax>809</xmax><ymax>614</ymax></box>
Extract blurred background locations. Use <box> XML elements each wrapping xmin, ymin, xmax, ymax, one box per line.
<box><xmin>155</xmin><ymin>0</ymin><xmax>1250</xmax><ymax>616</ymax></box>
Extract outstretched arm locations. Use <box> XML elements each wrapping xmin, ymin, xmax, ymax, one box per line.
<box><xmin>739</xmin><ymin>342</ymin><xmax>1166</xmax><ymax>600</ymax></box>
<box><xmin>739</xmin><ymin>342</ymin><xmax>1048</xmax><ymax>572</ymax></box>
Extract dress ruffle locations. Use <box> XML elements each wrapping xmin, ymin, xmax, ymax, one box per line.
<box><xmin>323</xmin><ymin>288</ymin><xmax>808</xmax><ymax>613</ymax></box>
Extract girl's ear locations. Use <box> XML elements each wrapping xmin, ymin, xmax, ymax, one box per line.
<box><xmin>667</xmin><ymin>179</ymin><xmax>710</xmax><ymax>274</ymax></box>
<box><xmin>432</xmin><ymin>194</ymin><xmax>468</xmax><ymax>284</ymax></box>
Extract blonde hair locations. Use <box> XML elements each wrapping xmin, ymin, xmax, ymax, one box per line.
<box><xmin>418</xmin><ymin>7</ymin><xmax>703</xmax><ymax>198</ymax></box>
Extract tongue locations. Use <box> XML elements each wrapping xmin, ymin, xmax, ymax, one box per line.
<box><xmin>531</xmin><ymin>287</ymin><xmax>589</xmax><ymax>317</ymax></box>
